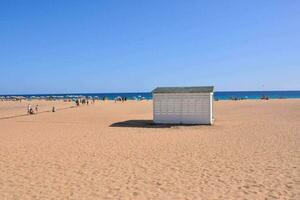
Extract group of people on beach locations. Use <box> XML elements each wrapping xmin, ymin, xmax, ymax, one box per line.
<box><xmin>27</xmin><ymin>104</ymin><xmax>56</xmax><ymax>115</ymax></box>
<box><xmin>25</xmin><ymin>96</ymin><xmax>128</xmax><ymax>115</ymax></box>
<box><xmin>114</xmin><ymin>96</ymin><xmax>127</xmax><ymax>102</ymax></box>
<box><xmin>75</xmin><ymin>98</ymin><xmax>95</xmax><ymax>106</ymax></box>
<box><xmin>27</xmin><ymin>104</ymin><xmax>38</xmax><ymax>115</ymax></box>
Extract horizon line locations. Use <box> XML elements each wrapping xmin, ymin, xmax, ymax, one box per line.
<box><xmin>1</xmin><ymin>89</ymin><xmax>300</xmax><ymax>96</ymax></box>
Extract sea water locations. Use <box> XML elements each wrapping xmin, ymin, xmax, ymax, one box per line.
<box><xmin>2</xmin><ymin>91</ymin><xmax>300</xmax><ymax>100</ymax></box>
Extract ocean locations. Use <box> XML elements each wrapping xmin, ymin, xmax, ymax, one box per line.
<box><xmin>1</xmin><ymin>91</ymin><xmax>300</xmax><ymax>100</ymax></box>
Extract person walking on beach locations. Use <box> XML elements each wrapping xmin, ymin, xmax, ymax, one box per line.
<box><xmin>35</xmin><ymin>105</ymin><xmax>39</xmax><ymax>113</ymax></box>
<box><xmin>27</xmin><ymin>104</ymin><xmax>32</xmax><ymax>114</ymax></box>
<box><xmin>52</xmin><ymin>106</ymin><xmax>55</xmax><ymax>112</ymax></box>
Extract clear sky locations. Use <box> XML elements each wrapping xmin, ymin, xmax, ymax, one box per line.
<box><xmin>0</xmin><ymin>0</ymin><xmax>299</xmax><ymax>94</ymax></box>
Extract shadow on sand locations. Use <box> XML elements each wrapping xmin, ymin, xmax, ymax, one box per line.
<box><xmin>110</xmin><ymin>120</ymin><xmax>205</xmax><ymax>129</ymax></box>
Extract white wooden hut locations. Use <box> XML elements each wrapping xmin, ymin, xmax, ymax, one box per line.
<box><xmin>152</xmin><ymin>86</ymin><xmax>214</xmax><ymax>125</ymax></box>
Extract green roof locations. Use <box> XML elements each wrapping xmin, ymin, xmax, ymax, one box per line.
<box><xmin>152</xmin><ymin>86</ymin><xmax>214</xmax><ymax>93</ymax></box>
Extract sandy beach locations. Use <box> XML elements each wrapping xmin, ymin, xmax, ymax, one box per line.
<box><xmin>0</xmin><ymin>99</ymin><xmax>299</xmax><ymax>199</ymax></box>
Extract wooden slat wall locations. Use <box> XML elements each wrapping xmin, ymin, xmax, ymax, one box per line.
<box><xmin>153</xmin><ymin>93</ymin><xmax>212</xmax><ymax>124</ymax></box>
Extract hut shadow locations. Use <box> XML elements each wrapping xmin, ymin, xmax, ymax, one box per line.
<box><xmin>110</xmin><ymin>120</ymin><xmax>205</xmax><ymax>129</ymax></box>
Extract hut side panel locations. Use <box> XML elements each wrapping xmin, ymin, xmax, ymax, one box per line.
<box><xmin>153</xmin><ymin>93</ymin><xmax>212</xmax><ymax>124</ymax></box>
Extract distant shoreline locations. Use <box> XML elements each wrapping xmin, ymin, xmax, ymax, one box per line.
<box><xmin>1</xmin><ymin>90</ymin><xmax>300</xmax><ymax>96</ymax></box>
<box><xmin>1</xmin><ymin>90</ymin><xmax>300</xmax><ymax>101</ymax></box>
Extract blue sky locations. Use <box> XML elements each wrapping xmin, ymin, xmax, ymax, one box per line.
<box><xmin>0</xmin><ymin>0</ymin><xmax>299</xmax><ymax>94</ymax></box>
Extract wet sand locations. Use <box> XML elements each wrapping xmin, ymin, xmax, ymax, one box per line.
<box><xmin>0</xmin><ymin>99</ymin><xmax>299</xmax><ymax>199</ymax></box>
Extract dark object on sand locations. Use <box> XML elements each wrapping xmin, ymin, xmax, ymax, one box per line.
<box><xmin>35</xmin><ymin>105</ymin><xmax>39</xmax><ymax>113</ymax></box>
<box><xmin>261</xmin><ymin>95</ymin><xmax>269</xmax><ymax>100</ymax></box>
<box><xmin>29</xmin><ymin>108</ymin><xmax>34</xmax><ymax>115</ymax></box>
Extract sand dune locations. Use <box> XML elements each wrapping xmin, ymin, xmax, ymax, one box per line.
<box><xmin>0</xmin><ymin>100</ymin><xmax>299</xmax><ymax>199</ymax></box>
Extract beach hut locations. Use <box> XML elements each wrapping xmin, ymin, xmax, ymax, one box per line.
<box><xmin>152</xmin><ymin>86</ymin><xmax>214</xmax><ymax>125</ymax></box>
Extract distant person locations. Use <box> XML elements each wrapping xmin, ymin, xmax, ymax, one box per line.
<box><xmin>52</xmin><ymin>106</ymin><xmax>55</xmax><ymax>112</ymax></box>
<box><xmin>27</xmin><ymin>104</ymin><xmax>32</xmax><ymax>114</ymax></box>
<box><xmin>76</xmin><ymin>99</ymin><xmax>80</xmax><ymax>106</ymax></box>
<box><xmin>87</xmin><ymin>100</ymin><xmax>89</xmax><ymax>105</ymax></box>
<box><xmin>35</xmin><ymin>105</ymin><xmax>39</xmax><ymax>113</ymax></box>
<box><xmin>27</xmin><ymin>104</ymin><xmax>34</xmax><ymax>115</ymax></box>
